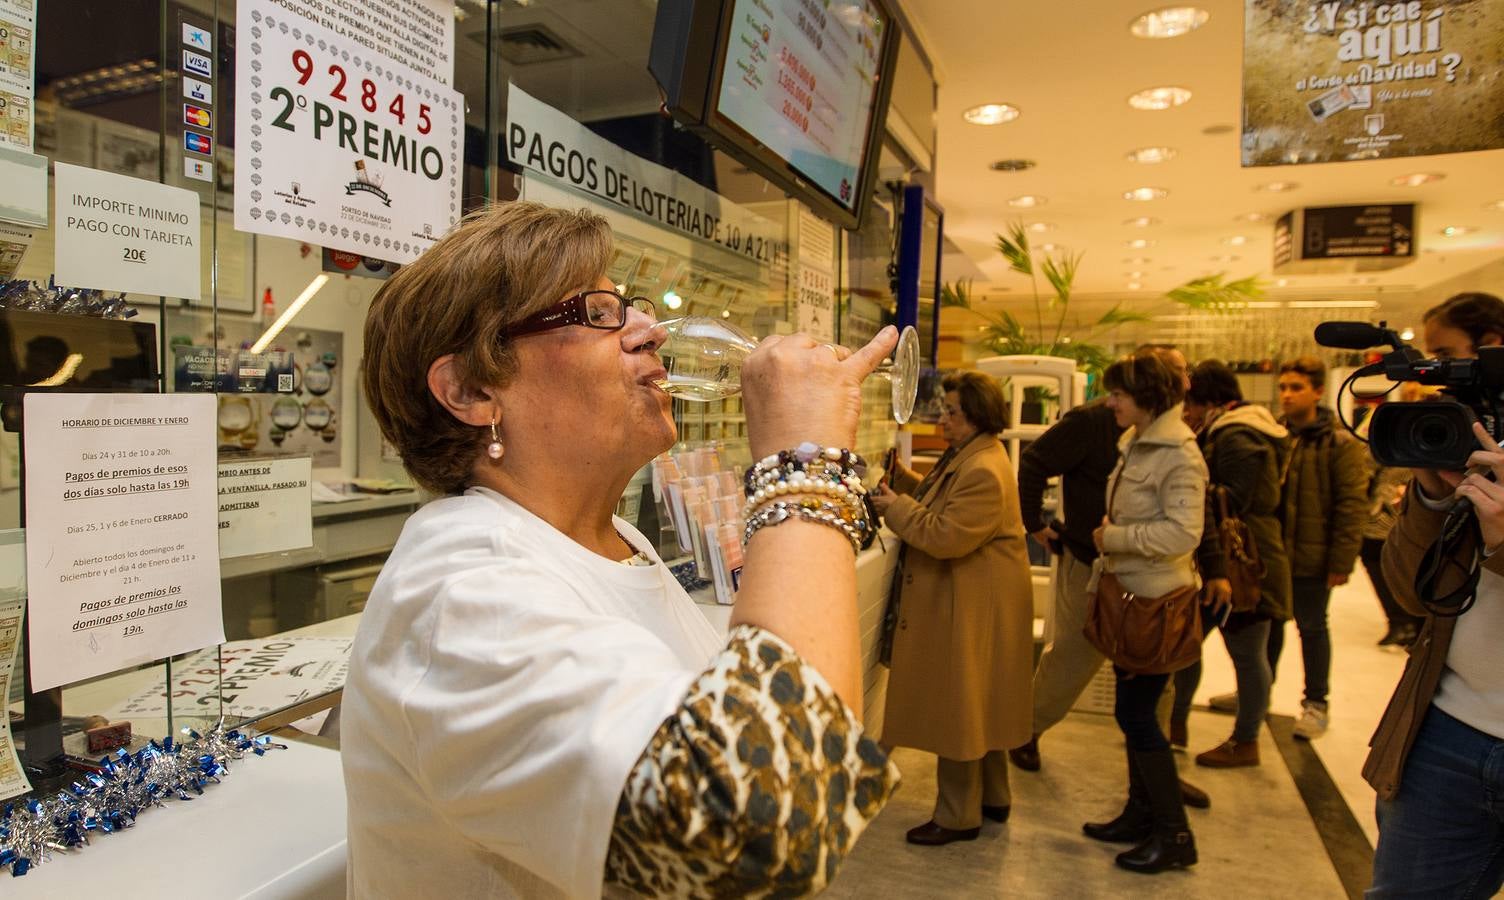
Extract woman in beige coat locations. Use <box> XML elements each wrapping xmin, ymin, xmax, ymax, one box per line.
<box><xmin>870</xmin><ymin>370</ymin><xmax>1035</xmax><ymax>847</ymax></box>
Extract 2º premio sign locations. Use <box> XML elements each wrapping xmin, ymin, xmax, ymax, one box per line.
<box><xmin>234</xmin><ymin>0</ymin><xmax>463</xmax><ymax>264</ymax></box>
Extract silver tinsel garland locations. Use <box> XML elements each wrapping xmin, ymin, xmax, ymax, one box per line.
<box><xmin>0</xmin><ymin>721</ymin><xmax>286</xmax><ymax>877</ymax></box>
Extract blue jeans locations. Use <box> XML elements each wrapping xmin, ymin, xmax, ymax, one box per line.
<box><xmin>1369</xmin><ymin>705</ymin><xmax>1504</xmax><ymax>898</ymax></box>
<box><xmin>1175</xmin><ymin>616</ymin><xmax>1272</xmax><ymax>742</ymax></box>
<box><xmin>1267</xmin><ymin>576</ymin><xmax>1331</xmax><ymax>705</ymax></box>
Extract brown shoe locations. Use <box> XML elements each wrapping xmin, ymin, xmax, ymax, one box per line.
<box><xmin>1195</xmin><ymin>738</ymin><xmax>1260</xmax><ymax>768</ymax></box>
<box><xmin>905</xmin><ymin>821</ymin><xmax>981</xmax><ymax>845</ymax></box>
<box><xmin>1178</xmin><ymin>778</ymin><xmax>1211</xmax><ymax>810</ymax></box>
<box><xmin>1009</xmin><ymin>734</ymin><xmax>1041</xmax><ymax>772</ymax></box>
<box><xmin>1169</xmin><ymin>716</ymin><xmax>1188</xmax><ymax>749</ymax></box>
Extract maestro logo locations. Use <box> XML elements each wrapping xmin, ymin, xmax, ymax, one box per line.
<box><xmin>343</xmin><ymin>160</ymin><xmax>391</xmax><ymax>207</ymax></box>
<box><xmin>273</xmin><ymin>179</ymin><xmax>315</xmax><ymax>208</ymax></box>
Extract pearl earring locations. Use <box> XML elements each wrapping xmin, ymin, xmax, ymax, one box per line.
<box><xmin>487</xmin><ymin>416</ymin><xmax>504</xmax><ymax>461</ymax></box>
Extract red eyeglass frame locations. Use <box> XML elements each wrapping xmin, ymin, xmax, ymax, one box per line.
<box><xmin>509</xmin><ymin>290</ymin><xmax>655</xmax><ymax>338</ymax></box>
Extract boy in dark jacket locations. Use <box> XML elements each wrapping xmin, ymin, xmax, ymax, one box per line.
<box><xmin>1265</xmin><ymin>356</ymin><xmax>1368</xmax><ymax>740</ymax></box>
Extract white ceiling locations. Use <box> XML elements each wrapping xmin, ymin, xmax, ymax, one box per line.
<box><xmin>900</xmin><ymin>0</ymin><xmax>1504</xmax><ymax>309</ymax></box>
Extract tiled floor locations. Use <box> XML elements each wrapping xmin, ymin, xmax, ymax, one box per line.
<box><xmin>829</xmin><ymin>570</ymin><xmax>1413</xmax><ymax>897</ymax></box>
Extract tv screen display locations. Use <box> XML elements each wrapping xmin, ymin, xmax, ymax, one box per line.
<box><xmin>708</xmin><ymin>0</ymin><xmax>894</xmax><ymax>224</ymax></box>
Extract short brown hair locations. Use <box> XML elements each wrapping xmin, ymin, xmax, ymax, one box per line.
<box><xmin>1423</xmin><ymin>292</ymin><xmax>1504</xmax><ymax>349</ymax></box>
<box><xmin>1279</xmin><ymin>355</ymin><xmax>1326</xmax><ymax>390</ymax></box>
<box><xmin>941</xmin><ymin>370</ymin><xmax>1008</xmax><ymax>435</ymax></box>
<box><xmin>362</xmin><ymin>202</ymin><xmax>612</xmax><ymax>494</ymax></box>
<box><xmin>1102</xmin><ymin>352</ymin><xmax>1184</xmax><ymax>417</ymax></box>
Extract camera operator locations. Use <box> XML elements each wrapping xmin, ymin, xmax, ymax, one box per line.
<box><xmin>1367</xmin><ymin>291</ymin><xmax>1504</xmax><ymax>899</ymax></box>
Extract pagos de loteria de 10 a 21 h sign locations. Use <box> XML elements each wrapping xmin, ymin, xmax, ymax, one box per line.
<box><xmin>234</xmin><ymin>0</ymin><xmax>462</xmax><ymax>264</ymax></box>
<box><xmin>1242</xmin><ymin>0</ymin><xmax>1503</xmax><ymax>166</ymax></box>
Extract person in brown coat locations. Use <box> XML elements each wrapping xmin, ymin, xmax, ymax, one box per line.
<box><xmin>1367</xmin><ymin>291</ymin><xmax>1504</xmax><ymax>898</ymax></box>
<box><xmin>870</xmin><ymin>370</ymin><xmax>1035</xmax><ymax>847</ymax></box>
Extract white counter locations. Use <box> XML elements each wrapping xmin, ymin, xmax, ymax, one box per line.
<box><xmin>9</xmin><ymin>738</ymin><xmax>347</xmax><ymax>899</ymax></box>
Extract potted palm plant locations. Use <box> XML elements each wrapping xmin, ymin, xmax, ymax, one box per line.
<box><xmin>942</xmin><ymin>221</ymin><xmax>1263</xmax><ymax>417</ymax></box>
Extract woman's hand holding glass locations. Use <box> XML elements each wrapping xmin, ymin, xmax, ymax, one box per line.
<box><xmin>741</xmin><ymin>327</ymin><xmax>898</xmax><ymax>461</ymax></box>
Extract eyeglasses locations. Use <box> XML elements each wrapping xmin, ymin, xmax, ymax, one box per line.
<box><xmin>509</xmin><ymin>289</ymin><xmax>656</xmax><ymax>338</ymax></box>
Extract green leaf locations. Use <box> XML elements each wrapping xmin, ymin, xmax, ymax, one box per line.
<box><xmin>1041</xmin><ymin>252</ymin><xmax>1081</xmax><ymax>306</ymax></box>
<box><xmin>939</xmin><ymin>279</ymin><xmax>974</xmax><ymax>309</ymax></box>
<box><xmin>995</xmin><ymin>223</ymin><xmax>1033</xmax><ymax>277</ymax></box>
<box><xmin>1167</xmin><ymin>272</ymin><xmax>1267</xmax><ymax>311</ymax></box>
<box><xmin>1095</xmin><ymin>303</ymin><xmax>1152</xmax><ymax>328</ymax></box>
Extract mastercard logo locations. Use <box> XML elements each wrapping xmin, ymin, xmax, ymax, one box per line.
<box><xmin>183</xmin><ymin>103</ymin><xmax>212</xmax><ymax>128</ymax></box>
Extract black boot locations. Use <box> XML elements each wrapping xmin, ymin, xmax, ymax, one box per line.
<box><xmin>1084</xmin><ymin>750</ymin><xmax>1151</xmax><ymax>843</ymax></box>
<box><xmin>1116</xmin><ymin>749</ymin><xmax>1197</xmax><ymax>873</ymax></box>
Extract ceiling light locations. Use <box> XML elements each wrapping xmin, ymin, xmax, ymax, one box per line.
<box><xmin>1126</xmin><ymin>146</ymin><xmax>1178</xmax><ymax>163</ymax></box>
<box><xmin>1036</xmin><ymin>243</ymin><xmax>1060</xmax><ymax>252</ymax></box>
<box><xmin>1128</xmin><ymin>86</ymin><xmax>1192</xmax><ymax>110</ymax></box>
<box><xmin>1256</xmin><ymin>181</ymin><xmax>1300</xmax><ymax>192</ymax></box>
<box><xmin>1485</xmin><ymin>200</ymin><xmax>1504</xmax><ymax>212</ymax></box>
<box><xmin>721</xmin><ymin>310</ymin><xmax>732</xmax><ymax>318</ymax></box>
<box><xmin>1124</xmin><ymin>186</ymin><xmax>1168</xmax><ymax>201</ymax></box>
<box><xmin>1223</xmin><ymin>235</ymin><xmax>1248</xmax><ymax>246</ymax></box>
<box><xmin>1234</xmin><ymin>212</ymin><xmax>1270</xmax><ymax>222</ymax></box>
<box><xmin>1130</xmin><ymin>6</ymin><xmax>1210</xmax><ymax>38</ymax></box>
<box><xmin>1391</xmin><ymin>172</ymin><xmax>1444</xmax><ymax>187</ymax></box>
<box><xmin>1125</xmin><ymin>238</ymin><xmax>1155</xmax><ymax>249</ymax></box>
<box><xmin>251</xmin><ymin>275</ymin><xmax>329</xmax><ymax>354</ymax></box>
<box><xmin>1127</xmin><ymin>271</ymin><xmax>1147</xmax><ymax>279</ymax></box>
<box><xmin>1026</xmin><ymin>222</ymin><xmax>1055</xmax><ymax>232</ymax></box>
<box><xmin>990</xmin><ymin>158</ymin><xmax>1036</xmax><ymax>171</ymax></box>
<box><xmin>662</xmin><ymin>290</ymin><xmax>683</xmax><ymax>310</ymax></box>
<box><xmin>1127</xmin><ymin>282</ymin><xmax>1144</xmax><ymax>291</ymax></box>
<box><xmin>1276</xmin><ymin>278</ymin><xmax>1289</xmax><ymax>287</ymax></box>
<box><xmin>1400</xmin><ymin>328</ymin><xmax>1416</xmax><ymax>341</ymax></box>
<box><xmin>1440</xmin><ymin>225</ymin><xmax>1475</xmax><ymax>237</ymax></box>
<box><xmin>1124</xmin><ymin>216</ymin><xmax>1160</xmax><ymax>227</ymax></box>
<box><xmin>1009</xmin><ymin>195</ymin><xmax>1046</xmax><ymax>208</ymax></box>
<box><xmin>964</xmin><ymin>103</ymin><xmax>1020</xmax><ymax>125</ymax></box>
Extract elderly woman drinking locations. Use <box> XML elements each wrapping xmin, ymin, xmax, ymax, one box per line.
<box><xmin>342</xmin><ymin>201</ymin><xmax>900</xmax><ymax>898</ymax></box>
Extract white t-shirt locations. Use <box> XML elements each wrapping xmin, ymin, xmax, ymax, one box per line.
<box><xmin>341</xmin><ymin>487</ymin><xmax>723</xmax><ymax>899</ymax></box>
<box><xmin>1433</xmin><ymin>567</ymin><xmax>1504</xmax><ymax>739</ymax></box>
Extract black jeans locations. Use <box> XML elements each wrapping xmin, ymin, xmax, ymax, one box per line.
<box><xmin>1267</xmin><ymin>575</ymin><xmax>1332</xmax><ymax>705</ymax></box>
<box><xmin>1361</xmin><ymin>537</ymin><xmax>1423</xmax><ymax>631</ymax></box>
<box><xmin>1114</xmin><ymin>665</ymin><xmax>1171</xmax><ymax>752</ymax></box>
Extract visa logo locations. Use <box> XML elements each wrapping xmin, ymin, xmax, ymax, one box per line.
<box><xmin>183</xmin><ymin>76</ymin><xmax>211</xmax><ymax>104</ymax></box>
<box><xmin>183</xmin><ymin>23</ymin><xmax>212</xmax><ymax>52</ymax></box>
<box><xmin>183</xmin><ymin>49</ymin><xmax>211</xmax><ymax>79</ymax></box>
<box><xmin>184</xmin><ymin>131</ymin><xmax>212</xmax><ymax>156</ymax></box>
<box><xmin>183</xmin><ymin>103</ymin><xmax>212</xmax><ymax>128</ymax></box>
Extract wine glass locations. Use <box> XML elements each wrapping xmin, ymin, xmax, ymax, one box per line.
<box><xmin>653</xmin><ymin>317</ymin><xmax>921</xmax><ymax>424</ymax></box>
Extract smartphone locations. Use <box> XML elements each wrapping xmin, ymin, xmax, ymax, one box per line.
<box><xmin>1213</xmin><ymin>602</ymin><xmax>1233</xmax><ymax>629</ymax></box>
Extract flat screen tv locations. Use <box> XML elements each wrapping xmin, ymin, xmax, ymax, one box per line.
<box><xmin>650</xmin><ymin>0</ymin><xmax>900</xmax><ymax>230</ymax></box>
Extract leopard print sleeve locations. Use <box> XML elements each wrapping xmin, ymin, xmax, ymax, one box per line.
<box><xmin>604</xmin><ymin>624</ymin><xmax>900</xmax><ymax>897</ymax></box>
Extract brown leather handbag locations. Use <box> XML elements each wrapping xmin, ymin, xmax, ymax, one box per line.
<box><xmin>1085</xmin><ymin>572</ymin><xmax>1203</xmax><ymax>675</ymax></box>
<box><xmin>1212</xmin><ymin>485</ymin><xmax>1265</xmax><ymax>614</ymax></box>
<box><xmin>1083</xmin><ymin>465</ymin><xmax>1204</xmax><ymax>675</ymax></box>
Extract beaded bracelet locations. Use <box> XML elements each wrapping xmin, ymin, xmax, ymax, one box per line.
<box><xmin>743</xmin><ymin>443</ymin><xmax>867</xmax><ymax>497</ymax></box>
<box><xmin>743</xmin><ymin>472</ymin><xmax>867</xmax><ymax>519</ymax></box>
<box><xmin>742</xmin><ymin>490</ymin><xmax>867</xmax><ymax>534</ymax></box>
<box><xmin>743</xmin><ymin>499</ymin><xmax>864</xmax><ymax>553</ymax></box>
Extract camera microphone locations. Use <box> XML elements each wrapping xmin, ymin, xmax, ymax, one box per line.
<box><xmin>1314</xmin><ymin>321</ymin><xmax>1396</xmax><ymax>350</ymax></box>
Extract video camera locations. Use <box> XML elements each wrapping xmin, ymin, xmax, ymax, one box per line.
<box><xmin>1314</xmin><ymin>321</ymin><xmax>1504</xmax><ymax>469</ymax></box>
